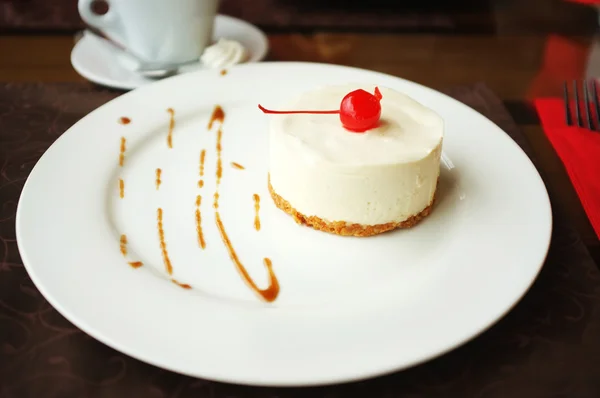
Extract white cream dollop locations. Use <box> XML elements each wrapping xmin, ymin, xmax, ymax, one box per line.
<box><xmin>200</xmin><ymin>38</ymin><xmax>248</xmax><ymax>69</ymax></box>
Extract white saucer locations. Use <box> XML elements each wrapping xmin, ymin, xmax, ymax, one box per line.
<box><xmin>71</xmin><ymin>15</ymin><xmax>269</xmax><ymax>90</ymax></box>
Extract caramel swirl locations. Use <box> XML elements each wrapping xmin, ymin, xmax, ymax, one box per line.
<box><xmin>167</xmin><ymin>108</ymin><xmax>175</xmax><ymax>148</ymax></box>
<box><xmin>215</xmin><ymin>212</ymin><xmax>279</xmax><ymax>302</ymax></box>
<box><xmin>195</xmin><ymin>195</ymin><xmax>206</xmax><ymax>249</ymax></box>
<box><xmin>210</xmin><ymin>104</ymin><xmax>279</xmax><ymax>302</ymax></box>
<box><xmin>155</xmin><ymin>168</ymin><xmax>162</xmax><ymax>190</ymax></box>
<box><xmin>253</xmin><ymin>194</ymin><xmax>261</xmax><ymax>231</ymax></box>
<box><xmin>215</xmin><ymin>128</ymin><xmax>223</xmax><ymax>186</ymax></box>
<box><xmin>157</xmin><ymin>208</ymin><xmax>173</xmax><ymax>275</ymax></box>
<box><xmin>119</xmin><ymin>179</ymin><xmax>124</xmax><ymax>199</ymax></box>
<box><xmin>119</xmin><ymin>234</ymin><xmax>127</xmax><ymax>256</ymax></box>
<box><xmin>208</xmin><ymin>105</ymin><xmax>225</xmax><ymax>130</ymax></box>
<box><xmin>172</xmin><ymin>279</ymin><xmax>192</xmax><ymax>289</ymax></box>
<box><xmin>198</xmin><ymin>149</ymin><xmax>206</xmax><ymax>188</ymax></box>
<box><xmin>119</xmin><ymin>137</ymin><xmax>126</xmax><ymax>167</ymax></box>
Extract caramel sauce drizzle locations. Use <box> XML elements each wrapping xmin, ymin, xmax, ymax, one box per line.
<box><xmin>119</xmin><ymin>137</ymin><xmax>126</xmax><ymax>166</ymax></box>
<box><xmin>208</xmin><ymin>105</ymin><xmax>225</xmax><ymax>130</ymax></box>
<box><xmin>209</xmin><ymin>105</ymin><xmax>280</xmax><ymax>302</ymax></box>
<box><xmin>157</xmin><ymin>208</ymin><xmax>173</xmax><ymax>275</ymax></box>
<box><xmin>167</xmin><ymin>108</ymin><xmax>175</xmax><ymax>148</ymax></box>
<box><xmin>198</xmin><ymin>149</ymin><xmax>206</xmax><ymax>188</ymax></box>
<box><xmin>155</xmin><ymin>168</ymin><xmax>162</xmax><ymax>190</ymax></box>
<box><xmin>128</xmin><ymin>261</ymin><xmax>143</xmax><ymax>269</ymax></box>
<box><xmin>215</xmin><ymin>128</ymin><xmax>223</xmax><ymax>187</ymax></box>
<box><xmin>231</xmin><ymin>162</ymin><xmax>245</xmax><ymax>170</ymax></box>
<box><xmin>253</xmin><ymin>194</ymin><xmax>261</xmax><ymax>231</ymax></box>
<box><xmin>171</xmin><ymin>279</ymin><xmax>192</xmax><ymax>289</ymax></box>
<box><xmin>220</xmin><ymin>69</ymin><xmax>227</xmax><ymax>76</ymax></box>
<box><xmin>213</xmin><ymin>127</ymin><xmax>223</xmax><ymax>209</ymax></box>
<box><xmin>119</xmin><ymin>179</ymin><xmax>124</xmax><ymax>199</ymax></box>
<box><xmin>120</xmin><ymin>234</ymin><xmax>127</xmax><ymax>256</ymax></box>
<box><xmin>195</xmin><ymin>195</ymin><xmax>206</xmax><ymax>249</ymax></box>
<box><xmin>215</xmin><ymin>212</ymin><xmax>279</xmax><ymax>302</ymax></box>
<box><xmin>119</xmin><ymin>117</ymin><xmax>131</xmax><ymax>125</ymax></box>
<box><xmin>212</xmin><ymin>192</ymin><xmax>219</xmax><ymax>209</ymax></box>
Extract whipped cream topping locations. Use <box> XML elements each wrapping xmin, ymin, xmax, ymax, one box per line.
<box><xmin>200</xmin><ymin>38</ymin><xmax>248</xmax><ymax>69</ymax></box>
<box><xmin>271</xmin><ymin>84</ymin><xmax>443</xmax><ymax>166</ymax></box>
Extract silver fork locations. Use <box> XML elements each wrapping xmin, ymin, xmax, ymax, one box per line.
<box><xmin>563</xmin><ymin>79</ymin><xmax>600</xmax><ymax>130</ymax></box>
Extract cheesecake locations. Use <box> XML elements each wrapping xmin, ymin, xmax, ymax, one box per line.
<box><xmin>264</xmin><ymin>84</ymin><xmax>444</xmax><ymax>237</ymax></box>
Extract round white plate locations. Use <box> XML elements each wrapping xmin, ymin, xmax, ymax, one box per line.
<box><xmin>71</xmin><ymin>14</ymin><xmax>269</xmax><ymax>90</ymax></box>
<box><xmin>17</xmin><ymin>62</ymin><xmax>552</xmax><ymax>387</ymax></box>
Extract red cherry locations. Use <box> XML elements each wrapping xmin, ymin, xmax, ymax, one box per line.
<box><xmin>258</xmin><ymin>87</ymin><xmax>383</xmax><ymax>133</ymax></box>
<box><xmin>339</xmin><ymin>87</ymin><xmax>382</xmax><ymax>132</ymax></box>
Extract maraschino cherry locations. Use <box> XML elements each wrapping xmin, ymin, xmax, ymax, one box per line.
<box><xmin>258</xmin><ymin>87</ymin><xmax>383</xmax><ymax>133</ymax></box>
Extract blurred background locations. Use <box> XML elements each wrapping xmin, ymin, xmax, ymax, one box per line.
<box><xmin>1</xmin><ymin>0</ymin><xmax>598</xmax><ymax>33</ymax></box>
<box><xmin>3</xmin><ymin>0</ymin><xmax>600</xmax><ymax>98</ymax></box>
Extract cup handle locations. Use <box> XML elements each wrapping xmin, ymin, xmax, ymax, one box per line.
<box><xmin>78</xmin><ymin>0</ymin><xmax>126</xmax><ymax>45</ymax></box>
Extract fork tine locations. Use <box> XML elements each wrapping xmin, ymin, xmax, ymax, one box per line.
<box><xmin>583</xmin><ymin>80</ymin><xmax>593</xmax><ymax>130</ymax></box>
<box><xmin>564</xmin><ymin>82</ymin><xmax>573</xmax><ymax>126</ymax></box>
<box><xmin>574</xmin><ymin>80</ymin><xmax>583</xmax><ymax>127</ymax></box>
<box><xmin>592</xmin><ymin>79</ymin><xmax>600</xmax><ymax>131</ymax></box>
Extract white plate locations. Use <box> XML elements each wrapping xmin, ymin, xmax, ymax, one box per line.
<box><xmin>71</xmin><ymin>14</ymin><xmax>269</xmax><ymax>90</ymax></box>
<box><xmin>16</xmin><ymin>62</ymin><xmax>552</xmax><ymax>386</ymax></box>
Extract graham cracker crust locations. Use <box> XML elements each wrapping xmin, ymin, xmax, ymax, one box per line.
<box><xmin>268</xmin><ymin>177</ymin><xmax>434</xmax><ymax>237</ymax></box>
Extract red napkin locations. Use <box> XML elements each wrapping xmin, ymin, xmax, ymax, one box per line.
<box><xmin>534</xmin><ymin>98</ymin><xmax>600</xmax><ymax>239</ymax></box>
<box><xmin>526</xmin><ymin>35</ymin><xmax>589</xmax><ymax>100</ymax></box>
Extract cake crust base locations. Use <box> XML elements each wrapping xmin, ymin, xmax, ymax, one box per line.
<box><xmin>268</xmin><ymin>178</ymin><xmax>435</xmax><ymax>237</ymax></box>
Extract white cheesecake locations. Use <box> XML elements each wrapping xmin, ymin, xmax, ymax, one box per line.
<box><xmin>267</xmin><ymin>84</ymin><xmax>444</xmax><ymax>237</ymax></box>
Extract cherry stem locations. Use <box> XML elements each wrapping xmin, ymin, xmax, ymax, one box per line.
<box><xmin>374</xmin><ymin>87</ymin><xmax>382</xmax><ymax>100</ymax></box>
<box><xmin>258</xmin><ymin>104</ymin><xmax>340</xmax><ymax>115</ymax></box>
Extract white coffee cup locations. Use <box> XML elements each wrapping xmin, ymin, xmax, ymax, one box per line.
<box><xmin>78</xmin><ymin>0</ymin><xmax>219</xmax><ymax>65</ymax></box>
